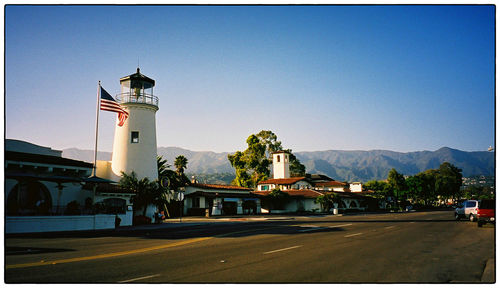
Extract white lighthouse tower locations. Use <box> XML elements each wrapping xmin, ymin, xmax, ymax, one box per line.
<box><xmin>110</xmin><ymin>68</ymin><xmax>159</xmax><ymax>182</ymax></box>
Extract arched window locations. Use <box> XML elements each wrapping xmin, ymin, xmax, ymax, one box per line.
<box><xmin>7</xmin><ymin>181</ymin><xmax>52</xmax><ymax>216</ymax></box>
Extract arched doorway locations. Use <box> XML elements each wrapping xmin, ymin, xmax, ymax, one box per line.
<box><xmin>7</xmin><ymin>181</ymin><xmax>52</xmax><ymax>215</ymax></box>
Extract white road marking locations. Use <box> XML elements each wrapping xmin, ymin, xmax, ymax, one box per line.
<box><xmin>299</xmin><ymin>227</ymin><xmax>323</xmax><ymax>232</ymax></box>
<box><xmin>118</xmin><ymin>274</ymin><xmax>161</xmax><ymax>283</ymax></box>
<box><xmin>263</xmin><ymin>245</ymin><xmax>302</xmax><ymax>255</ymax></box>
<box><xmin>384</xmin><ymin>225</ymin><xmax>395</xmax><ymax>229</ymax></box>
<box><xmin>329</xmin><ymin>223</ymin><xmax>353</xmax><ymax>228</ymax></box>
<box><xmin>344</xmin><ymin>233</ymin><xmax>363</xmax><ymax>238</ymax></box>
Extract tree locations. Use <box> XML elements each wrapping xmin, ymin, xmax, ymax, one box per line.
<box><xmin>157</xmin><ymin>156</ymin><xmax>171</xmax><ymax>179</ymax></box>
<box><xmin>435</xmin><ymin>162</ymin><xmax>463</xmax><ymax>203</ymax></box>
<box><xmin>158</xmin><ymin>156</ymin><xmax>188</xmax><ymax>190</ymax></box>
<box><xmin>387</xmin><ymin>168</ymin><xmax>407</xmax><ymax>209</ymax></box>
<box><xmin>405</xmin><ymin>175</ymin><xmax>423</xmax><ymax>204</ymax></box>
<box><xmin>266</xmin><ymin>188</ymin><xmax>290</xmax><ymax>211</ymax></box>
<box><xmin>286</xmin><ymin>149</ymin><xmax>306</xmax><ymax>177</ymax></box>
<box><xmin>315</xmin><ymin>192</ymin><xmax>340</xmax><ymax>212</ymax></box>
<box><xmin>156</xmin><ymin>156</ymin><xmax>176</xmax><ymax>217</ymax></box>
<box><xmin>119</xmin><ymin>171</ymin><xmax>157</xmax><ymax>216</ymax></box>
<box><xmin>228</xmin><ymin>130</ymin><xmax>306</xmax><ymax>187</ymax></box>
<box><xmin>174</xmin><ymin>155</ymin><xmax>188</xmax><ymax>176</ymax></box>
<box><xmin>418</xmin><ymin>170</ymin><xmax>438</xmax><ymax>206</ymax></box>
<box><xmin>463</xmin><ymin>185</ymin><xmax>494</xmax><ymax>200</ymax></box>
<box><xmin>363</xmin><ymin>180</ymin><xmax>390</xmax><ymax>199</ymax></box>
<box><xmin>256</xmin><ymin>130</ymin><xmax>282</xmax><ymax>156</ymax></box>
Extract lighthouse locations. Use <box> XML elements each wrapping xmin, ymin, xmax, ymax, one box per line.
<box><xmin>110</xmin><ymin>68</ymin><xmax>159</xmax><ymax>182</ymax></box>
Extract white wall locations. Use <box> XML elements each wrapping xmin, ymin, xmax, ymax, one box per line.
<box><xmin>272</xmin><ymin>152</ymin><xmax>290</xmax><ymax>179</ymax></box>
<box><xmin>288</xmin><ymin>180</ymin><xmax>312</xmax><ymax>190</ymax></box>
<box><xmin>6</xmin><ymin>215</ymin><xmax>116</xmax><ymax>234</ymax></box>
<box><xmin>5</xmin><ymin>179</ymin><xmax>93</xmax><ymax>213</ymax></box>
<box><xmin>350</xmin><ymin>183</ymin><xmax>363</xmax><ymax>192</ymax></box>
<box><xmin>279</xmin><ymin>198</ymin><xmax>321</xmax><ymax>213</ymax></box>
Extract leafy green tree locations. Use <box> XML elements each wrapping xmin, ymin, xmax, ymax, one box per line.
<box><xmin>286</xmin><ymin>149</ymin><xmax>306</xmax><ymax>177</ymax></box>
<box><xmin>315</xmin><ymin>192</ymin><xmax>340</xmax><ymax>212</ymax></box>
<box><xmin>364</xmin><ymin>180</ymin><xmax>391</xmax><ymax>199</ymax></box>
<box><xmin>463</xmin><ymin>185</ymin><xmax>494</xmax><ymax>200</ymax></box>
<box><xmin>405</xmin><ymin>175</ymin><xmax>423</xmax><ymax>204</ymax></box>
<box><xmin>256</xmin><ymin>130</ymin><xmax>283</xmax><ymax>155</ymax></box>
<box><xmin>418</xmin><ymin>170</ymin><xmax>438</xmax><ymax>206</ymax></box>
<box><xmin>266</xmin><ymin>188</ymin><xmax>290</xmax><ymax>210</ymax></box>
<box><xmin>435</xmin><ymin>162</ymin><xmax>463</xmax><ymax>203</ymax></box>
<box><xmin>256</xmin><ymin>131</ymin><xmax>305</xmax><ymax>176</ymax></box>
<box><xmin>228</xmin><ymin>130</ymin><xmax>306</xmax><ymax>187</ymax></box>
<box><xmin>387</xmin><ymin>168</ymin><xmax>407</xmax><ymax>209</ymax></box>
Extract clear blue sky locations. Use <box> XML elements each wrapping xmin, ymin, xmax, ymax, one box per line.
<box><xmin>5</xmin><ymin>5</ymin><xmax>495</xmax><ymax>153</ymax></box>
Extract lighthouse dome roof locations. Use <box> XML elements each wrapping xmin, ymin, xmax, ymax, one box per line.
<box><xmin>120</xmin><ymin>68</ymin><xmax>155</xmax><ymax>88</ymax></box>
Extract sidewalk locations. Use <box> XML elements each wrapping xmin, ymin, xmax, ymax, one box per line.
<box><xmin>481</xmin><ymin>258</ymin><xmax>495</xmax><ymax>283</ymax></box>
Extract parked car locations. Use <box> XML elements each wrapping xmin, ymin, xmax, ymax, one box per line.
<box><xmin>455</xmin><ymin>200</ymin><xmax>479</xmax><ymax>221</ymax></box>
<box><xmin>477</xmin><ymin>199</ymin><xmax>495</xmax><ymax>227</ymax></box>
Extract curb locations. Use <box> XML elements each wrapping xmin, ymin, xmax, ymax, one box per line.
<box><xmin>481</xmin><ymin>258</ymin><xmax>495</xmax><ymax>283</ymax></box>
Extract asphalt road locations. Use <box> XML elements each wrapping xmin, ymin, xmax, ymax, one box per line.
<box><xmin>5</xmin><ymin>210</ymin><xmax>495</xmax><ymax>283</ymax></box>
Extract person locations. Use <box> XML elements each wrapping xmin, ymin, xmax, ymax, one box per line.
<box><xmin>115</xmin><ymin>215</ymin><xmax>121</xmax><ymax>228</ymax></box>
<box><xmin>154</xmin><ymin>210</ymin><xmax>160</xmax><ymax>224</ymax></box>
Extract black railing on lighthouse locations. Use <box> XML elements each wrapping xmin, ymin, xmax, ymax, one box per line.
<box><xmin>116</xmin><ymin>92</ymin><xmax>159</xmax><ymax>107</ymax></box>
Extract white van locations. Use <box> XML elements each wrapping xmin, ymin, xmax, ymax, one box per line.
<box><xmin>455</xmin><ymin>200</ymin><xmax>479</xmax><ymax>222</ymax></box>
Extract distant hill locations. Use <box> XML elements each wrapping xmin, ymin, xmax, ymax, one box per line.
<box><xmin>295</xmin><ymin>147</ymin><xmax>494</xmax><ymax>182</ymax></box>
<box><xmin>62</xmin><ymin>146</ymin><xmax>494</xmax><ymax>183</ymax></box>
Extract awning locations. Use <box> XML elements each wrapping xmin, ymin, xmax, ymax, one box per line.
<box><xmin>5</xmin><ymin>171</ymin><xmax>83</xmax><ymax>183</ymax></box>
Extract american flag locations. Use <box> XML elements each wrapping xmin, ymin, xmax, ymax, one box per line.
<box><xmin>100</xmin><ymin>86</ymin><xmax>129</xmax><ymax>127</ymax></box>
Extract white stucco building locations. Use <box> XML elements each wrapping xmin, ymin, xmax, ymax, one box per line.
<box><xmin>183</xmin><ymin>181</ymin><xmax>261</xmax><ymax>216</ymax></box>
<box><xmin>5</xmin><ymin>139</ymin><xmax>133</xmax><ymax>233</ymax></box>
<box><xmin>255</xmin><ymin>150</ymin><xmax>376</xmax><ymax>214</ymax></box>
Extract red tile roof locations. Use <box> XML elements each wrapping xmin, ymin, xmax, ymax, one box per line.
<box><xmin>189</xmin><ymin>182</ymin><xmax>252</xmax><ymax>191</ymax></box>
<box><xmin>253</xmin><ymin>189</ymin><xmax>324</xmax><ymax>199</ymax></box>
<box><xmin>258</xmin><ymin>177</ymin><xmax>307</xmax><ymax>185</ymax></box>
<box><xmin>314</xmin><ymin>181</ymin><xmax>347</xmax><ymax>187</ymax></box>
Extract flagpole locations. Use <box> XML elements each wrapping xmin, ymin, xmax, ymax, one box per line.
<box><xmin>93</xmin><ymin>81</ymin><xmax>101</xmax><ymax>177</ymax></box>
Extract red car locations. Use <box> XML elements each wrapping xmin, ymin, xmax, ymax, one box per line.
<box><xmin>477</xmin><ymin>199</ymin><xmax>495</xmax><ymax>227</ymax></box>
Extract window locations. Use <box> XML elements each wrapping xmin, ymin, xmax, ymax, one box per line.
<box><xmin>192</xmin><ymin>197</ymin><xmax>200</xmax><ymax>208</ymax></box>
<box><xmin>131</xmin><ymin>131</ymin><xmax>139</xmax><ymax>143</ymax></box>
<box><xmin>7</xmin><ymin>181</ymin><xmax>52</xmax><ymax>215</ymax></box>
<box><xmin>277</xmin><ymin>155</ymin><xmax>281</xmax><ymax>162</ymax></box>
<box><xmin>466</xmin><ymin>201</ymin><xmax>477</xmax><ymax>208</ymax></box>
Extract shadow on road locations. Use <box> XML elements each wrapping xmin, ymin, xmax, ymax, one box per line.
<box><xmin>5</xmin><ymin>246</ymin><xmax>75</xmax><ymax>255</ymax></box>
<box><xmin>5</xmin><ymin>213</ymin><xmax>461</xmax><ymax>242</ymax></box>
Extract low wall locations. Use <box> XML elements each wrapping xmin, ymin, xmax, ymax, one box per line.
<box><xmin>6</xmin><ymin>215</ymin><xmax>117</xmax><ymax>234</ymax></box>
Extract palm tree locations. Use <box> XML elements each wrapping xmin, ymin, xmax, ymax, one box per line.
<box><xmin>174</xmin><ymin>155</ymin><xmax>188</xmax><ymax>176</ymax></box>
<box><xmin>156</xmin><ymin>156</ymin><xmax>177</xmax><ymax>217</ymax></box>
<box><xmin>157</xmin><ymin>155</ymin><xmax>171</xmax><ymax>180</ymax></box>
<box><xmin>119</xmin><ymin>171</ymin><xmax>157</xmax><ymax>216</ymax></box>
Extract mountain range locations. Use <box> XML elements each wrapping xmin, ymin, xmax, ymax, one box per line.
<box><xmin>62</xmin><ymin>146</ymin><xmax>494</xmax><ymax>183</ymax></box>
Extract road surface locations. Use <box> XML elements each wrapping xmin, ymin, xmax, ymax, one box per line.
<box><xmin>5</xmin><ymin>210</ymin><xmax>495</xmax><ymax>283</ymax></box>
